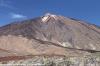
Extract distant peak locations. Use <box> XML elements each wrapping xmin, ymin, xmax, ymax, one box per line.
<box><xmin>41</xmin><ymin>13</ymin><xmax>58</xmax><ymax>23</ymax></box>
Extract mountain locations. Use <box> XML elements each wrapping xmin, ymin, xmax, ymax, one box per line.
<box><xmin>0</xmin><ymin>13</ymin><xmax>100</xmax><ymax>65</ymax></box>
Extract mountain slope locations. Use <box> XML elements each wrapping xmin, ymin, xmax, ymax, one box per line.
<box><xmin>0</xmin><ymin>13</ymin><xmax>100</xmax><ymax>61</ymax></box>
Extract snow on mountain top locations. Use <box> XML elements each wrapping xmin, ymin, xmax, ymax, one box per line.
<box><xmin>41</xmin><ymin>13</ymin><xmax>58</xmax><ymax>22</ymax></box>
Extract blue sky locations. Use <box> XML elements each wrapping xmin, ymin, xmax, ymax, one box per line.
<box><xmin>0</xmin><ymin>0</ymin><xmax>100</xmax><ymax>26</ymax></box>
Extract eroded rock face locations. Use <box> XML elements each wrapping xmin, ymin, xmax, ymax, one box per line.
<box><xmin>0</xmin><ymin>13</ymin><xmax>100</xmax><ymax>64</ymax></box>
<box><xmin>0</xmin><ymin>35</ymin><xmax>90</xmax><ymax>57</ymax></box>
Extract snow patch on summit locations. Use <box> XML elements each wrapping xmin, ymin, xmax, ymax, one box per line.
<box><xmin>41</xmin><ymin>13</ymin><xmax>58</xmax><ymax>23</ymax></box>
<box><xmin>42</xmin><ymin>15</ymin><xmax>50</xmax><ymax>22</ymax></box>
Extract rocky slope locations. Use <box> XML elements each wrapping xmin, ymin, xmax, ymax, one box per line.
<box><xmin>0</xmin><ymin>13</ymin><xmax>100</xmax><ymax>65</ymax></box>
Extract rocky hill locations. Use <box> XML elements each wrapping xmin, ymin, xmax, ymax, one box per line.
<box><xmin>0</xmin><ymin>13</ymin><xmax>100</xmax><ymax>66</ymax></box>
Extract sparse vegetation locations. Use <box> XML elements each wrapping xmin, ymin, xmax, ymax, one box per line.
<box><xmin>0</xmin><ymin>55</ymin><xmax>100</xmax><ymax>66</ymax></box>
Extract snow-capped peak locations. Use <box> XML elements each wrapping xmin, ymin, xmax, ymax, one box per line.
<box><xmin>41</xmin><ymin>13</ymin><xmax>58</xmax><ymax>22</ymax></box>
<box><xmin>45</xmin><ymin>13</ymin><xmax>57</xmax><ymax>18</ymax></box>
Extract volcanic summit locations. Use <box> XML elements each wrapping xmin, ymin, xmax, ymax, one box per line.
<box><xmin>0</xmin><ymin>13</ymin><xmax>100</xmax><ymax>64</ymax></box>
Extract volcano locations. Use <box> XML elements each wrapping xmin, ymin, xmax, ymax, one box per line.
<box><xmin>0</xmin><ymin>13</ymin><xmax>100</xmax><ymax>65</ymax></box>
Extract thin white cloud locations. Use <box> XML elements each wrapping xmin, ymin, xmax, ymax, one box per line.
<box><xmin>10</xmin><ymin>13</ymin><xmax>27</xmax><ymax>19</ymax></box>
<box><xmin>0</xmin><ymin>0</ymin><xmax>14</xmax><ymax>9</ymax></box>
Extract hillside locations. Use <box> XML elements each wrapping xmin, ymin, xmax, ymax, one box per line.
<box><xmin>0</xmin><ymin>13</ymin><xmax>100</xmax><ymax>65</ymax></box>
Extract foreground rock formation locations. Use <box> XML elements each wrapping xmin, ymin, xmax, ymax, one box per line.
<box><xmin>0</xmin><ymin>13</ymin><xmax>100</xmax><ymax>66</ymax></box>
